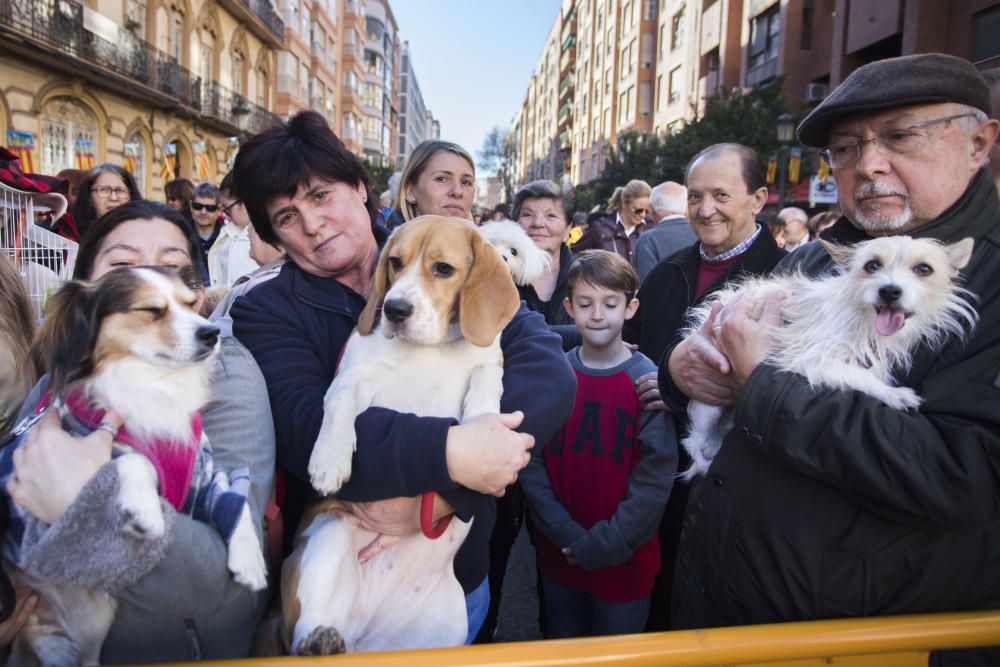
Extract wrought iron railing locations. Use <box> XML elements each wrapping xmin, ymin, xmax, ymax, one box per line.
<box><xmin>0</xmin><ymin>0</ymin><xmax>279</xmax><ymax>135</ymax></box>
<box><xmin>233</xmin><ymin>0</ymin><xmax>284</xmax><ymax>42</ymax></box>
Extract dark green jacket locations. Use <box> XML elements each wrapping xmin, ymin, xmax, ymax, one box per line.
<box><xmin>673</xmin><ymin>170</ymin><xmax>1000</xmax><ymax>661</ymax></box>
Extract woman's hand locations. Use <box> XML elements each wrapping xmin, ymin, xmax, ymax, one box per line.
<box><xmin>335</xmin><ymin>495</ymin><xmax>454</xmax><ymax>563</ymax></box>
<box><xmin>6</xmin><ymin>410</ymin><xmax>119</xmax><ymax>525</ymax></box>
<box><xmin>445</xmin><ymin>412</ymin><xmax>534</xmax><ymax>497</ymax></box>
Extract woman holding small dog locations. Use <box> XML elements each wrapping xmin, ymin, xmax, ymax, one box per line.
<box><xmin>8</xmin><ymin>200</ymin><xmax>275</xmax><ymax>661</ymax></box>
<box><xmin>229</xmin><ymin>111</ymin><xmax>575</xmax><ymax>651</ymax></box>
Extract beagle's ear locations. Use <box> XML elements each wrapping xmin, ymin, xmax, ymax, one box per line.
<box><xmin>33</xmin><ymin>280</ymin><xmax>99</xmax><ymax>393</ymax></box>
<box><xmin>357</xmin><ymin>233</ymin><xmax>395</xmax><ymax>335</ymax></box>
<box><xmin>459</xmin><ymin>229</ymin><xmax>521</xmax><ymax>347</ymax></box>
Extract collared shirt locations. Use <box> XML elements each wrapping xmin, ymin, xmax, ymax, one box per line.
<box><xmin>700</xmin><ymin>224</ymin><xmax>763</xmax><ymax>263</ymax></box>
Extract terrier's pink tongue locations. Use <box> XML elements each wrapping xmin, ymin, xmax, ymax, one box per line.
<box><xmin>876</xmin><ymin>307</ymin><xmax>905</xmax><ymax>336</ymax></box>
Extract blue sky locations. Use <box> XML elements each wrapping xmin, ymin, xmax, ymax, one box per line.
<box><xmin>390</xmin><ymin>0</ymin><xmax>563</xmax><ymax>174</ymax></box>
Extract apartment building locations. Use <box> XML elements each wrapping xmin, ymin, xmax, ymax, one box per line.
<box><xmin>516</xmin><ymin>0</ymin><xmax>1000</xmax><ymax>187</ymax></box>
<box><xmin>358</xmin><ymin>0</ymin><xmax>398</xmax><ymax>166</ymax></box>
<box><xmin>512</xmin><ymin>9</ymin><xmax>563</xmax><ymax>185</ymax></box>
<box><xmin>397</xmin><ymin>41</ymin><xmax>437</xmax><ymax>169</ymax></box>
<box><xmin>0</xmin><ymin>0</ymin><xmax>281</xmax><ymax>196</ymax></box>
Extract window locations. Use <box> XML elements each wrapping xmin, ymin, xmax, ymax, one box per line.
<box><xmin>655</xmin><ymin>73</ymin><xmax>662</xmax><ymax>109</ymax></box>
<box><xmin>671</xmin><ymin>6</ymin><xmax>684</xmax><ymax>50</ymax></box>
<box><xmin>800</xmin><ymin>0</ymin><xmax>813</xmax><ymax>50</ymax></box>
<box><xmin>973</xmin><ymin>6</ymin><xmax>1000</xmax><ymax>62</ymax></box>
<box><xmin>668</xmin><ymin>65</ymin><xmax>681</xmax><ymax>104</ymax></box>
<box><xmin>749</xmin><ymin>6</ymin><xmax>780</xmax><ymax>69</ymax></box>
<box><xmin>41</xmin><ymin>97</ymin><xmax>97</xmax><ymax>175</ymax></box>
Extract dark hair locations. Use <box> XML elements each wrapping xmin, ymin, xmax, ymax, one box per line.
<box><xmin>685</xmin><ymin>143</ymin><xmax>766</xmax><ymax>193</ymax></box>
<box><xmin>232</xmin><ymin>110</ymin><xmax>377</xmax><ymax>245</ymax></box>
<box><xmin>510</xmin><ymin>180</ymin><xmax>576</xmax><ymax>222</ymax></box>
<box><xmin>69</xmin><ymin>164</ymin><xmax>142</xmax><ymax>239</ymax></box>
<box><xmin>164</xmin><ymin>178</ymin><xmax>194</xmax><ymax>215</ymax></box>
<box><xmin>567</xmin><ymin>249</ymin><xmax>638</xmax><ymax>301</ymax></box>
<box><xmin>219</xmin><ymin>171</ymin><xmax>236</xmax><ymax>199</ymax></box>
<box><xmin>73</xmin><ymin>200</ymin><xmax>203</xmax><ymax>280</ymax></box>
<box><xmin>193</xmin><ymin>181</ymin><xmax>221</xmax><ymax>203</ymax></box>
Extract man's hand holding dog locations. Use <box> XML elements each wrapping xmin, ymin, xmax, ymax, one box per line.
<box><xmin>669</xmin><ymin>302</ymin><xmax>742</xmax><ymax>406</ymax></box>
<box><xmin>446</xmin><ymin>411</ymin><xmax>534</xmax><ymax>497</ymax></box>
<box><xmin>713</xmin><ymin>292</ymin><xmax>784</xmax><ymax>388</ymax></box>
<box><xmin>7</xmin><ymin>410</ymin><xmax>120</xmax><ymax>525</ymax></box>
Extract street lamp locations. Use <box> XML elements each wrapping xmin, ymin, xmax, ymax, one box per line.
<box><xmin>776</xmin><ymin>112</ymin><xmax>795</xmax><ymax>209</ymax></box>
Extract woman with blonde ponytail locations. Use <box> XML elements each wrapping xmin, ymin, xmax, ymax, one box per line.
<box><xmin>573</xmin><ymin>179</ymin><xmax>652</xmax><ymax>267</ymax></box>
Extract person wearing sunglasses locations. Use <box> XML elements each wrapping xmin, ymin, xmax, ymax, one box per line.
<box><xmin>573</xmin><ymin>179</ymin><xmax>653</xmax><ymax>268</ymax></box>
<box><xmin>204</xmin><ymin>172</ymin><xmax>261</xmax><ymax>288</ymax></box>
<box><xmin>190</xmin><ymin>181</ymin><xmax>224</xmax><ymax>283</ymax></box>
<box><xmin>68</xmin><ymin>164</ymin><xmax>141</xmax><ymax>242</ymax></box>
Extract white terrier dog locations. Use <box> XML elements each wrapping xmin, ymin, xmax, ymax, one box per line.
<box><xmin>478</xmin><ymin>220</ymin><xmax>551</xmax><ymax>286</ymax></box>
<box><xmin>680</xmin><ymin>236</ymin><xmax>977</xmax><ymax>481</ymax></box>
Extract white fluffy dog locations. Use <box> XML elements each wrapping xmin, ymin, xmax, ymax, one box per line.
<box><xmin>478</xmin><ymin>220</ymin><xmax>551</xmax><ymax>286</ymax></box>
<box><xmin>681</xmin><ymin>236</ymin><xmax>978</xmax><ymax>481</ymax></box>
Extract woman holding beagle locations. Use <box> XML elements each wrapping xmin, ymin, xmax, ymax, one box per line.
<box><xmin>229</xmin><ymin>111</ymin><xmax>576</xmax><ymax>647</ymax></box>
<box><xmin>7</xmin><ymin>201</ymin><xmax>276</xmax><ymax>661</ymax></box>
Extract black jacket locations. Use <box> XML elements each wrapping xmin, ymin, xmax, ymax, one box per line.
<box><xmin>672</xmin><ymin>170</ymin><xmax>1000</xmax><ymax>663</ymax></box>
<box><xmin>624</xmin><ymin>227</ymin><xmax>786</xmax><ymax>369</ymax></box>
<box><xmin>573</xmin><ymin>210</ymin><xmax>654</xmax><ymax>267</ymax></box>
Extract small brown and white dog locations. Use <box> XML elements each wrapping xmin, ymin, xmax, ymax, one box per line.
<box><xmin>280</xmin><ymin>216</ymin><xmax>520</xmax><ymax>655</ymax></box>
<box><xmin>477</xmin><ymin>220</ymin><xmax>551</xmax><ymax>286</ymax></box>
<box><xmin>681</xmin><ymin>236</ymin><xmax>978</xmax><ymax>480</ymax></box>
<box><xmin>2</xmin><ymin>266</ymin><xmax>266</xmax><ymax>666</ymax></box>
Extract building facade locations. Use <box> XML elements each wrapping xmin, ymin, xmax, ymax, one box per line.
<box><xmin>0</xmin><ymin>0</ymin><xmax>281</xmax><ymax>197</ymax></box>
<box><xmin>397</xmin><ymin>41</ymin><xmax>436</xmax><ymax>169</ymax></box>
<box><xmin>513</xmin><ymin>0</ymin><xmax>1000</xmax><ymax>187</ymax></box>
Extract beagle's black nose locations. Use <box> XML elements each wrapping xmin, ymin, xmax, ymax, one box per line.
<box><xmin>196</xmin><ymin>325</ymin><xmax>220</xmax><ymax>348</ymax></box>
<box><xmin>383</xmin><ymin>298</ymin><xmax>413</xmax><ymax>323</ymax></box>
<box><xmin>878</xmin><ymin>284</ymin><xmax>902</xmax><ymax>303</ymax></box>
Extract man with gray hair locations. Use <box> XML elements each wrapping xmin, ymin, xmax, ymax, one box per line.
<box><xmin>634</xmin><ymin>181</ymin><xmax>695</xmax><ymax>281</ymax></box>
<box><xmin>664</xmin><ymin>53</ymin><xmax>1000</xmax><ymax>663</ymax></box>
<box><xmin>776</xmin><ymin>206</ymin><xmax>809</xmax><ymax>251</ymax></box>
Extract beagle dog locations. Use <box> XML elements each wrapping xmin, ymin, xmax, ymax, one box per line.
<box><xmin>283</xmin><ymin>216</ymin><xmax>520</xmax><ymax>655</ymax></box>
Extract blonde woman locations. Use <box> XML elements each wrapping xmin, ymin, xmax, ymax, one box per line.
<box><xmin>388</xmin><ymin>140</ymin><xmax>476</xmax><ymax>229</ymax></box>
<box><xmin>573</xmin><ymin>179</ymin><xmax>652</xmax><ymax>267</ymax></box>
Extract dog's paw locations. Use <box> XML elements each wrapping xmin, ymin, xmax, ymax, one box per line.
<box><xmin>885</xmin><ymin>386</ymin><xmax>923</xmax><ymax>411</ymax></box>
<box><xmin>294</xmin><ymin>625</ymin><xmax>346</xmax><ymax>656</ymax></box>
<box><xmin>116</xmin><ymin>455</ymin><xmax>166</xmax><ymax>539</ymax></box>
<box><xmin>308</xmin><ymin>435</ymin><xmax>355</xmax><ymax>496</ymax></box>
<box><xmin>228</xmin><ymin>507</ymin><xmax>268</xmax><ymax>591</ymax></box>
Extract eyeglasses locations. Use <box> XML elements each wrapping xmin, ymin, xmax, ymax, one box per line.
<box><xmin>191</xmin><ymin>202</ymin><xmax>220</xmax><ymax>212</ymax></box>
<box><xmin>632</xmin><ymin>207</ymin><xmax>648</xmax><ymax>216</ymax></box>
<box><xmin>222</xmin><ymin>200</ymin><xmax>242</xmax><ymax>217</ymax></box>
<box><xmin>94</xmin><ymin>186</ymin><xmax>130</xmax><ymax>199</ymax></box>
<box><xmin>820</xmin><ymin>112</ymin><xmax>976</xmax><ymax>171</ymax></box>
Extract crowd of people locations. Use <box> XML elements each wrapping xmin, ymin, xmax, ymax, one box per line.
<box><xmin>0</xmin><ymin>52</ymin><xmax>998</xmax><ymax>664</ymax></box>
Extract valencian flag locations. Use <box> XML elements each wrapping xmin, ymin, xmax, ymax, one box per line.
<box><xmin>159</xmin><ymin>143</ymin><xmax>177</xmax><ymax>180</ymax></box>
<box><xmin>193</xmin><ymin>141</ymin><xmax>211</xmax><ymax>179</ymax></box>
<box><xmin>5</xmin><ymin>131</ymin><xmax>36</xmax><ymax>173</ymax></box>
<box><xmin>817</xmin><ymin>156</ymin><xmax>830</xmax><ymax>183</ymax></box>
<box><xmin>74</xmin><ymin>138</ymin><xmax>95</xmax><ymax>170</ymax></box>
<box><xmin>226</xmin><ymin>137</ymin><xmax>239</xmax><ymax>171</ymax></box>
<box><xmin>788</xmin><ymin>146</ymin><xmax>802</xmax><ymax>183</ymax></box>
<box><xmin>123</xmin><ymin>143</ymin><xmax>139</xmax><ymax>175</ymax></box>
<box><xmin>766</xmin><ymin>154</ymin><xmax>777</xmax><ymax>184</ymax></box>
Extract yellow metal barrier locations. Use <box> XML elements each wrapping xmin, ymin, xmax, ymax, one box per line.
<box><xmin>166</xmin><ymin>611</ymin><xmax>1000</xmax><ymax>667</ymax></box>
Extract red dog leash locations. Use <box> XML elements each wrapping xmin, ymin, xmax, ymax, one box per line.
<box><xmin>420</xmin><ymin>492</ymin><xmax>452</xmax><ymax>539</ymax></box>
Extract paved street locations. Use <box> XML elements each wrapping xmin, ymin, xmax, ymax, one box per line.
<box><xmin>494</xmin><ymin>524</ymin><xmax>543</xmax><ymax>643</ymax></box>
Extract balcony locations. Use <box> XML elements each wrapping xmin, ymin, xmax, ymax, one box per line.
<box><xmin>558</xmin><ymin>103</ymin><xmax>572</xmax><ymax>122</ymax></box>
<box><xmin>0</xmin><ymin>0</ymin><xmax>278</xmax><ymax>136</ymax></box>
<box><xmin>217</xmin><ymin>0</ymin><xmax>285</xmax><ymax>47</ymax></box>
<box><xmin>559</xmin><ymin>75</ymin><xmax>574</xmax><ymax>100</ymax></box>
<box><xmin>559</xmin><ymin>131</ymin><xmax>571</xmax><ymax>149</ymax></box>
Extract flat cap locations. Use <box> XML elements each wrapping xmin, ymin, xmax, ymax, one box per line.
<box><xmin>797</xmin><ymin>53</ymin><xmax>992</xmax><ymax>148</ymax></box>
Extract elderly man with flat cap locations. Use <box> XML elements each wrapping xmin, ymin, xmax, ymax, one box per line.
<box><xmin>662</xmin><ymin>53</ymin><xmax>1000</xmax><ymax>662</ymax></box>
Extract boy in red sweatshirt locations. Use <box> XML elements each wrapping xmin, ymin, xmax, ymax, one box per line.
<box><xmin>521</xmin><ymin>249</ymin><xmax>678</xmax><ymax>638</ymax></box>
